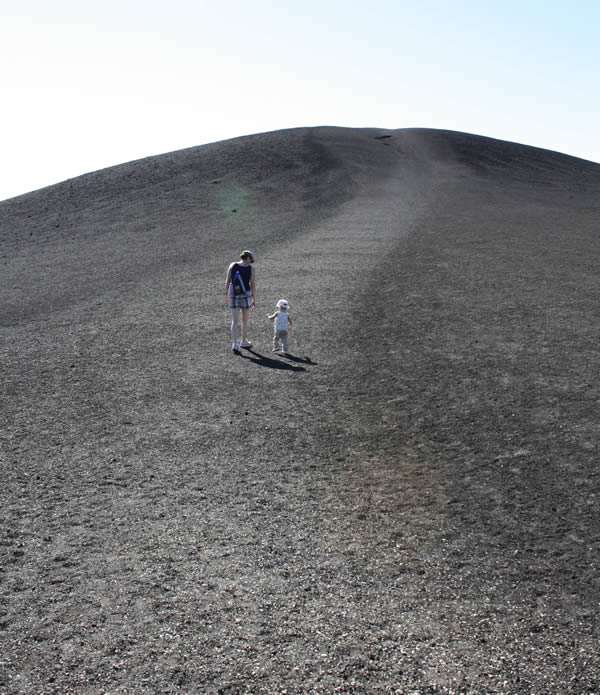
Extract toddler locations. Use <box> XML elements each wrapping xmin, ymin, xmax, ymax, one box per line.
<box><xmin>267</xmin><ymin>299</ymin><xmax>293</xmax><ymax>353</ymax></box>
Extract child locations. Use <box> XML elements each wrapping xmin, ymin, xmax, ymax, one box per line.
<box><xmin>267</xmin><ymin>299</ymin><xmax>293</xmax><ymax>354</ymax></box>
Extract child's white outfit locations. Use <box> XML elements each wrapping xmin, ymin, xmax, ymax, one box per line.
<box><xmin>273</xmin><ymin>311</ymin><xmax>290</xmax><ymax>353</ymax></box>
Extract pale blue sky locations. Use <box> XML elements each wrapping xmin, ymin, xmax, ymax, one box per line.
<box><xmin>1</xmin><ymin>0</ymin><xmax>598</xmax><ymax>201</ymax></box>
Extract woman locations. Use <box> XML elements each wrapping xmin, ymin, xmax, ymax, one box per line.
<box><xmin>225</xmin><ymin>250</ymin><xmax>256</xmax><ymax>352</ymax></box>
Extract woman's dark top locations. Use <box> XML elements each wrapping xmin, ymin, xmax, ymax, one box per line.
<box><xmin>231</xmin><ymin>263</ymin><xmax>252</xmax><ymax>294</ymax></box>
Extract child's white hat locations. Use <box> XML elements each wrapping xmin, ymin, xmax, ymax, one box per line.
<box><xmin>277</xmin><ymin>299</ymin><xmax>289</xmax><ymax>308</ymax></box>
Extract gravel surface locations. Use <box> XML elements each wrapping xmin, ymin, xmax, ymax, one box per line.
<box><xmin>1</xmin><ymin>127</ymin><xmax>600</xmax><ymax>693</ymax></box>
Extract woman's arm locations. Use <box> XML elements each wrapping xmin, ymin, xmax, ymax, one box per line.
<box><xmin>225</xmin><ymin>264</ymin><xmax>233</xmax><ymax>303</ymax></box>
<box><xmin>250</xmin><ymin>267</ymin><xmax>256</xmax><ymax>307</ymax></box>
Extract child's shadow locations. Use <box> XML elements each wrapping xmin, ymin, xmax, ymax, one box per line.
<box><xmin>238</xmin><ymin>349</ymin><xmax>315</xmax><ymax>372</ymax></box>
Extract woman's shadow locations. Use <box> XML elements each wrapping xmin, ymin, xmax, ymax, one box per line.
<box><xmin>237</xmin><ymin>348</ymin><xmax>316</xmax><ymax>372</ymax></box>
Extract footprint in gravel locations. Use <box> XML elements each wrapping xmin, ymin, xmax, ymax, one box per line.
<box><xmin>322</xmin><ymin>453</ymin><xmax>448</xmax><ymax>568</ymax></box>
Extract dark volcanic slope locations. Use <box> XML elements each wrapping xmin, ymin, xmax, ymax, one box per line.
<box><xmin>2</xmin><ymin>128</ymin><xmax>600</xmax><ymax>693</ymax></box>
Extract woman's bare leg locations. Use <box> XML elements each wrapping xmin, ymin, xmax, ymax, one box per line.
<box><xmin>231</xmin><ymin>309</ymin><xmax>242</xmax><ymax>344</ymax></box>
<box><xmin>241</xmin><ymin>309</ymin><xmax>249</xmax><ymax>342</ymax></box>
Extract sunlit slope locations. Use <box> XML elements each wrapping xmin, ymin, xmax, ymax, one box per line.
<box><xmin>0</xmin><ymin>127</ymin><xmax>385</xmax><ymax>324</ymax></box>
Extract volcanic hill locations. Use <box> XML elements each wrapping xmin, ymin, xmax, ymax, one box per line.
<box><xmin>2</xmin><ymin>127</ymin><xmax>600</xmax><ymax>693</ymax></box>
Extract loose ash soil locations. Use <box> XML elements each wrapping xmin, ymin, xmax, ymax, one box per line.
<box><xmin>1</xmin><ymin>127</ymin><xmax>600</xmax><ymax>693</ymax></box>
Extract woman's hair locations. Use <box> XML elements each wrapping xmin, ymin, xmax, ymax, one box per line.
<box><xmin>240</xmin><ymin>250</ymin><xmax>254</xmax><ymax>262</ymax></box>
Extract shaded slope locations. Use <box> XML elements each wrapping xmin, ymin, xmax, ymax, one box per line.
<box><xmin>407</xmin><ymin>127</ymin><xmax>600</xmax><ymax>184</ymax></box>
<box><xmin>1</xmin><ymin>127</ymin><xmax>600</xmax><ymax>693</ymax></box>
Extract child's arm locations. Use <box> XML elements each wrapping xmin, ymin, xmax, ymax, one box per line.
<box><xmin>288</xmin><ymin>315</ymin><xmax>293</xmax><ymax>327</ymax></box>
<box><xmin>267</xmin><ymin>312</ymin><xmax>277</xmax><ymax>320</ymax></box>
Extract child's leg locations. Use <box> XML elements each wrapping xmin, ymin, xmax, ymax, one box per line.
<box><xmin>281</xmin><ymin>330</ymin><xmax>289</xmax><ymax>353</ymax></box>
<box><xmin>273</xmin><ymin>328</ymin><xmax>280</xmax><ymax>350</ymax></box>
